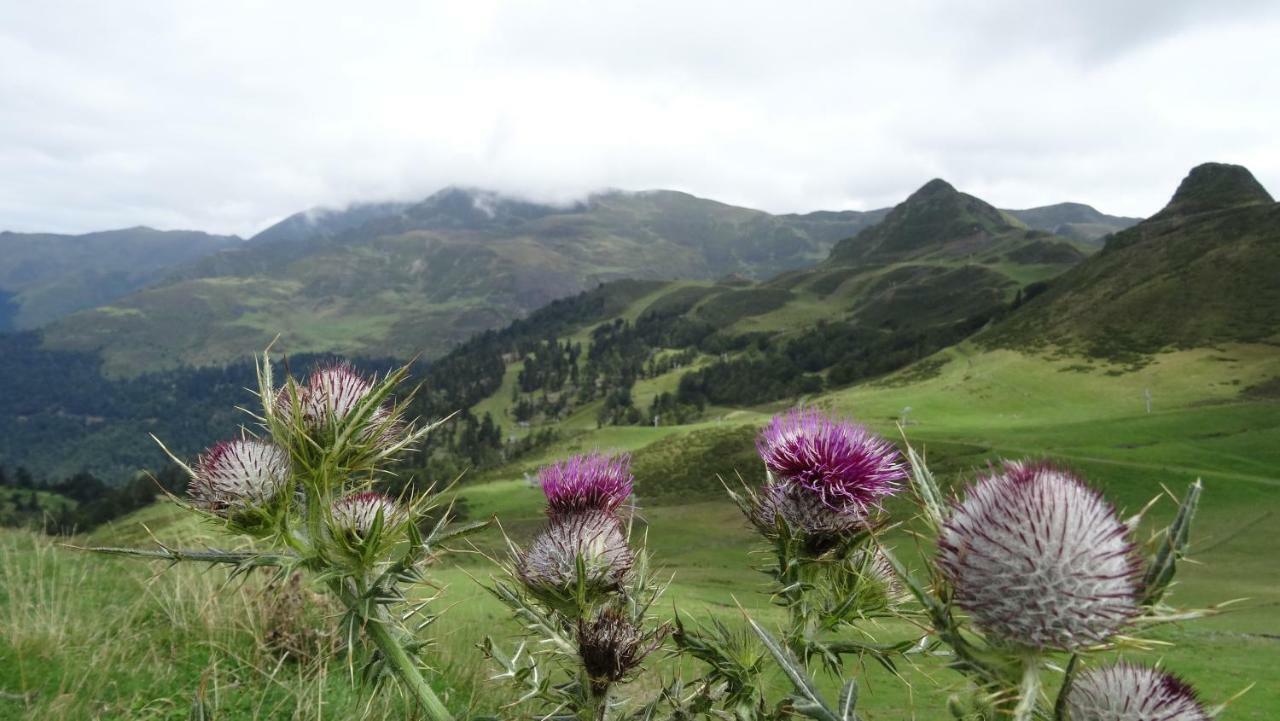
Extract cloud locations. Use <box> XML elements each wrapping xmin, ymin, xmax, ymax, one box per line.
<box><xmin>0</xmin><ymin>0</ymin><xmax>1277</xmax><ymax>236</ymax></box>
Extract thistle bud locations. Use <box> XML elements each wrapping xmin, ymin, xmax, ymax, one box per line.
<box><xmin>538</xmin><ymin>453</ymin><xmax>633</xmax><ymax>519</ymax></box>
<box><xmin>756</xmin><ymin>409</ymin><xmax>904</xmax><ymax>516</ymax></box>
<box><xmin>848</xmin><ymin>547</ymin><xmax>910</xmax><ymax>609</ymax></box>
<box><xmin>1065</xmin><ymin>663</ymin><xmax>1209</xmax><ymax>721</ymax></box>
<box><xmin>300</xmin><ymin>362</ymin><xmax>376</xmax><ymax>425</ymax></box>
<box><xmin>937</xmin><ymin>462</ymin><xmax>1140</xmax><ymax>651</ymax></box>
<box><xmin>576</xmin><ymin>608</ymin><xmax>664</xmax><ymax>695</ymax></box>
<box><xmin>331</xmin><ymin>491</ymin><xmax>406</xmax><ymax>537</ymax></box>
<box><xmin>518</xmin><ymin>511</ymin><xmax>633</xmax><ymax>596</ymax></box>
<box><xmin>751</xmin><ymin>480</ymin><xmax>868</xmax><ymax>553</ymax></box>
<box><xmin>189</xmin><ymin>439</ymin><xmax>290</xmax><ymax>514</ymax></box>
<box><xmin>277</xmin><ymin>362</ymin><xmax>404</xmax><ymax>446</ymax></box>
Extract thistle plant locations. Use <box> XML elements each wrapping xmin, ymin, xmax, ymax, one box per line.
<box><xmin>85</xmin><ymin>351</ymin><xmax>488</xmax><ymax>721</ymax></box>
<box><xmin>481</xmin><ymin>452</ymin><xmax>669</xmax><ymax>721</ymax></box>
<box><xmin>889</xmin><ymin>440</ymin><xmax>1225</xmax><ymax>721</ymax></box>
<box><xmin>672</xmin><ymin>408</ymin><xmax>918</xmax><ymax>720</ymax></box>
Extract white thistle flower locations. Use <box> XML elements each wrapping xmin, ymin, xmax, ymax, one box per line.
<box><xmin>937</xmin><ymin>462</ymin><xmax>1140</xmax><ymax>650</ymax></box>
<box><xmin>301</xmin><ymin>363</ymin><xmax>375</xmax><ymax>423</ymax></box>
<box><xmin>276</xmin><ymin>362</ymin><xmax>405</xmax><ymax>447</ymax></box>
<box><xmin>331</xmin><ymin>492</ymin><xmax>406</xmax><ymax>536</ymax></box>
<box><xmin>189</xmin><ymin>439</ymin><xmax>290</xmax><ymax>513</ymax></box>
<box><xmin>518</xmin><ymin>511</ymin><xmax>633</xmax><ymax>594</ymax></box>
<box><xmin>1066</xmin><ymin>663</ymin><xmax>1209</xmax><ymax>721</ymax></box>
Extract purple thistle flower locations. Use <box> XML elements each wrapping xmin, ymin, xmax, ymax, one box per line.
<box><xmin>189</xmin><ymin>439</ymin><xmax>290</xmax><ymax>513</ymax></box>
<box><xmin>331</xmin><ymin>491</ymin><xmax>406</xmax><ymax>536</ymax></box>
<box><xmin>1066</xmin><ymin>663</ymin><xmax>1209</xmax><ymax>721</ymax></box>
<box><xmin>576</xmin><ymin>608</ymin><xmax>666</xmax><ymax>695</ymax></box>
<box><xmin>538</xmin><ymin>453</ymin><xmax>634</xmax><ymax>518</ymax></box>
<box><xmin>518</xmin><ymin>511</ymin><xmax>633</xmax><ymax>594</ymax></box>
<box><xmin>937</xmin><ymin>461</ymin><xmax>1141</xmax><ymax>651</ymax></box>
<box><xmin>756</xmin><ymin>409</ymin><xmax>904</xmax><ymax>514</ymax></box>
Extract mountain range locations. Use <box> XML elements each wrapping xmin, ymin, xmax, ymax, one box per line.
<box><xmin>3</xmin><ymin>163</ymin><xmax>1270</xmax><ymax>479</ymax></box>
<box><xmin>36</xmin><ymin>189</ymin><xmax>896</xmax><ymax>374</ymax></box>
<box><xmin>15</xmin><ymin>185</ymin><xmax>1135</xmax><ymax>376</ymax></box>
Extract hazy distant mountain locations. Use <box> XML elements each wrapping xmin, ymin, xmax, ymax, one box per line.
<box><xmin>1006</xmin><ymin>202</ymin><xmax>1141</xmax><ymax>244</ymax></box>
<box><xmin>41</xmin><ymin>188</ymin><xmax>888</xmax><ymax>374</ymax></box>
<box><xmin>988</xmin><ymin>163</ymin><xmax>1279</xmax><ymax>355</ymax></box>
<box><xmin>0</xmin><ymin>227</ymin><xmax>241</xmax><ymax>330</ymax></box>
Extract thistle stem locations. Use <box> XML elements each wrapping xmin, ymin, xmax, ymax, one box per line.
<box><xmin>580</xmin><ymin>674</ymin><xmax>611</xmax><ymax>721</ymax></box>
<box><xmin>364</xmin><ymin>613</ymin><xmax>455</xmax><ymax>721</ymax></box>
<box><xmin>1010</xmin><ymin>655</ymin><xmax>1041</xmax><ymax>721</ymax></box>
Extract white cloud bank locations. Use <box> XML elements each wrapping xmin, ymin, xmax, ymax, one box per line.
<box><xmin>1</xmin><ymin>0</ymin><xmax>1277</xmax><ymax>236</ymax></box>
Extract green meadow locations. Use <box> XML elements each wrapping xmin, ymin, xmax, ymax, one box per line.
<box><xmin>2</xmin><ymin>344</ymin><xmax>1277</xmax><ymax>719</ymax></box>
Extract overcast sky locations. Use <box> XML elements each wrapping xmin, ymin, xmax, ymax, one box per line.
<box><xmin>2</xmin><ymin>1</ymin><xmax>1278</xmax><ymax>237</ymax></box>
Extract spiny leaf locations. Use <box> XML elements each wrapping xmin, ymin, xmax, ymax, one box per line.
<box><xmin>746</xmin><ymin>615</ymin><xmax>857</xmax><ymax>721</ymax></box>
<box><xmin>1142</xmin><ymin>479</ymin><xmax>1201</xmax><ymax>607</ymax></box>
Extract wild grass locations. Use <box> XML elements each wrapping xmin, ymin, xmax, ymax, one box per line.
<box><xmin>0</xmin><ymin>528</ymin><xmax>446</xmax><ymax>720</ymax></box>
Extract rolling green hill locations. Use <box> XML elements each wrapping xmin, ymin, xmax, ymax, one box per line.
<box><xmin>0</xmin><ymin>227</ymin><xmax>241</xmax><ymax>330</ymax></box>
<box><xmin>987</xmin><ymin>163</ymin><xmax>1280</xmax><ymax>357</ymax></box>
<box><xmin>40</xmin><ymin>188</ymin><xmax>889</xmax><ymax>375</ymax></box>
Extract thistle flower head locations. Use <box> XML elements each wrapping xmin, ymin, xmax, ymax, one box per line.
<box><xmin>275</xmin><ymin>362</ymin><xmax>387</xmax><ymax>427</ymax></box>
<box><xmin>576</xmin><ymin>608</ymin><xmax>664</xmax><ymax>695</ymax></box>
<box><xmin>756</xmin><ymin>409</ymin><xmax>904</xmax><ymax>515</ymax></box>
<box><xmin>751</xmin><ymin>480</ymin><xmax>869</xmax><ymax>553</ymax></box>
<box><xmin>937</xmin><ymin>461</ymin><xmax>1140</xmax><ymax>651</ymax></box>
<box><xmin>275</xmin><ymin>362</ymin><xmax>408</xmax><ymax>452</ymax></box>
<box><xmin>331</xmin><ymin>491</ymin><xmax>406</xmax><ymax>537</ymax></box>
<box><xmin>189</xmin><ymin>439</ymin><xmax>291</xmax><ymax>514</ymax></box>
<box><xmin>517</xmin><ymin>511</ymin><xmax>633</xmax><ymax>595</ymax></box>
<box><xmin>301</xmin><ymin>362</ymin><xmax>376</xmax><ymax>425</ymax></box>
<box><xmin>538</xmin><ymin>453</ymin><xmax>633</xmax><ymax>518</ymax></box>
<box><xmin>1066</xmin><ymin>663</ymin><xmax>1209</xmax><ymax>721</ymax></box>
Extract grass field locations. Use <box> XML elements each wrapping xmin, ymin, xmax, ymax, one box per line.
<box><xmin>2</xmin><ymin>344</ymin><xmax>1277</xmax><ymax>719</ymax></box>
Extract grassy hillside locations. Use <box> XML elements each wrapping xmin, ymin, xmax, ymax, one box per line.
<box><xmin>0</xmin><ymin>227</ymin><xmax>240</xmax><ymax>330</ymax></box>
<box><xmin>4</xmin><ymin>343</ymin><xmax>1277</xmax><ymax>719</ymax></box>
<box><xmin>451</xmin><ymin>179</ymin><xmax>1089</xmax><ymax>437</ymax></box>
<box><xmin>40</xmin><ymin>189</ymin><xmax>888</xmax><ymax>375</ymax></box>
<box><xmin>988</xmin><ymin>163</ymin><xmax>1280</xmax><ymax>357</ymax></box>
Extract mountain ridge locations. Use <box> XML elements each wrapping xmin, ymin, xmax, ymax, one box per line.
<box><xmin>986</xmin><ymin>162</ymin><xmax>1280</xmax><ymax>356</ymax></box>
<box><xmin>38</xmin><ymin>188</ymin><xmax>891</xmax><ymax>374</ymax></box>
<box><xmin>0</xmin><ymin>226</ymin><xmax>242</xmax><ymax>330</ymax></box>
<box><xmin>828</xmin><ymin>178</ymin><xmax>1085</xmax><ymax>265</ymax></box>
